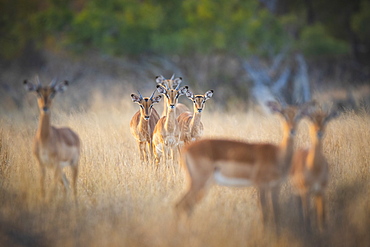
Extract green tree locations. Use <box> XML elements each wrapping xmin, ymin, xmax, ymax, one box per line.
<box><xmin>68</xmin><ymin>0</ymin><xmax>163</xmax><ymax>55</ymax></box>
<box><xmin>279</xmin><ymin>0</ymin><xmax>368</xmax><ymax>63</ymax></box>
<box><xmin>0</xmin><ymin>0</ymin><xmax>40</xmax><ymax>59</ymax></box>
<box><xmin>180</xmin><ymin>0</ymin><xmax>289</xmax><ymax>57</ymax></box>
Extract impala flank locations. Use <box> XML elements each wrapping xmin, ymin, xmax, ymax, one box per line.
<box><xmin>176</xmin><ymin>102</ymin><xmax>304</xmax><ymax>231</ymax></box>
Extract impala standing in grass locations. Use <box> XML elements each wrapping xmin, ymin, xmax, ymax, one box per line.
<box><xmin>176</xmin><ymin>102</ymin><xmax>305</xmax><ymax>231</ymax></box>
<box><xmin>290</xmin><ymin>104</ymin><xmax>339</xmax><ymax>232</ymax></box>
<box><xmin>130</xmin><ymin>91</ymin><xmax>162</xmax><ymax>164</ymax></box>
<box><xmin>24</xmin><ymin>77</ymin><xmax>80</xmax><ymax>201</ymax></box>
<box><xmin>177</xmin><ymin>89</ymin><xmax>214</xmax><ymax>150</ymax></box>
<box><xmin>152</xmin><ymin>84</ymin><xmax>188</xmax><ymax>170</ymax></box>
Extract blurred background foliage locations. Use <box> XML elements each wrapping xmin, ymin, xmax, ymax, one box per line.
<box><xmin>0</xmin><ymin>0</ymin><xmax>369</xmax><ymax>109</ymax></box>
<box><xmin>1</xmin><ymin>0</ymin><xmax>369</xmax><ymax>59</ymax></box>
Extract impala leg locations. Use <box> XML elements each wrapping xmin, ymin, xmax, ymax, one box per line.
<box><xmin>61</xmin><ymin>172</ymin><xmax>70</xmax><ymax>195</ymax></box>
<box><xmin>143</xmin><ymin>141</ymin><xmax>150</xmax><ymax>163</ymax></box>
<box><xmin>50</xmin><ymin>167</ymin><xmax>60</xmax><ymax>202</ymax></box>
<box><xmin>52</xmin><ymin>166</ymin><xmax>69</xmax><ymax>200</ymax></box>
<box><xmin>164</xmin><ymin>145</ymin><xmax>169</xmax><ymax>168</ymax></box>
<box><xmin>176</xmin><ymin>156</ymin><xmax>213</xmax><ymax>218</ymax></box>
<box><xmin>71</xmin><ymin>164</ymin><xmax>79</xmax><ymax>201</ymax></box>
<box><xmin>148</xmin><ymin>141</ymin><xmax>154</xmax><ymax>165</ymax></box>
<box><xmin>301</xmin><ymin>193</ymin><xmax>311</xmax><ymax>232</ymax></box>
<box><xmin>177</xmin><ymin>144</ymin><xmax>182</xmax><ymax>160</ymax></box>
<box><xmin>258</xmin><ymin>188</ymin><xmax>269</xmax><ymax>227</ymax></box>
<box><xmin>296</xmin><ymin>194</ymin><xmax>305</xmax><ymax>225</ymax></box>
<box><xmin>153</xmin><ymin>143</ymin><xmax>162</xmax><ymax>168</ymax></box>
<box><xmin>171</xmin><ymin>147</ymin><xmax>178</xmax><ymax>175</ymax></box>
<box><xmin>175</xmin><ymin>189</ymin><xmax>197</xmax><ymax>219</ymax></box>
<box><xmin>138</xmin><ymin>141</ymin><xmax>146</xmax><ymax>164</ymax></box>
<box><xmin>271</xmin><ymin>186</ymin><xmax>281</xmax><ymax>234</ymax></box>
<box><xmin>314</xmin><ymin>194</ymin><xmax>325</xmax><ymax>232</ymax></box>
<box><xmin>39</xmin><ymin>164</ymin><xmax>46</xmax><ymax>200</ymax></box>
<box><xmin>175</xmin><ymin>177</ymin><xmax>210</xmax><ymax>218</ymax></box>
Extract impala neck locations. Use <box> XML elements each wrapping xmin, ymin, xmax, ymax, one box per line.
<box><xmin>306</xmin><ymin>124</ymin><xmax>320</xmax><ymax>170</ymax></box>
<box><xmin>37</xmin><ymin>111</ymin><xmax>51</xmax><ymax>142</ymax></box>
<box><xmin>279</xmin><ymin>119</ymin><xmax>291</xmax><ymax>152</ymax></box>
<box><xmin>190</xmin><ymin>111</ymin><xmax>201</xmax><ymax>130</ymax></box>
<box><xmin>280</xmin><ymin>119</ymin><xmax>295</xmax><ymax>173</ymax></box>
<box><xmin>165</xmin><ymin>106</ymin><xmax>176</xmax><ymax>131</ymax></box>
<box><xmin>138</xmin><ymin>114</ymin><xmax>150</xmax><ymax>135</ymax></box>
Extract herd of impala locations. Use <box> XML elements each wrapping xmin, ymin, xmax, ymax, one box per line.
<box><xmin>24</xmin><ymin>74</ymin><xmax>340</xmax><ymax>234</ymax></box>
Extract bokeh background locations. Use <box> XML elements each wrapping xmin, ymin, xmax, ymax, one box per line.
<box><xmin>1</xmin><ymin>0</ymin><xmax>370</xmax><ymax>108</ymax></box>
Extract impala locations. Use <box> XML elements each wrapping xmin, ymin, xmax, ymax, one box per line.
<box><xmin>24</xmin><ymin>77</ymin><xmax>80</xmax><ymax>201</ymax></box>
<box><xmin>152</xmin><ymin>84</ymin><xmax>188</xmax><ymax>169</ymax></box>
<box><xmin>155</xmin><ymin>75</ymin><xmax>190</xmax><ymax>117</ymax></box>
<box><xmin>177</xmin><ymin>89</ymin><xmax>214</xmax><ymax>148</ymax></box>
<box><xmin>290</xmin><ymin>105</ymin><xmax>339</xmax><ymax>232</ymax></box>
<box><xmin>175</xmin><ymin>102</ymin><xmax>304</xmax><ymax>230</ymax></box>
<box><xmin>130</xmin><ymin>90</ymin><xmax>162</xmax><ymax>164</ymax></box>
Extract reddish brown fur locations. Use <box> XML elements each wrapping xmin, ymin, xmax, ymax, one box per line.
<box><xmin>24</xmin><ymin>79</ymin><xmax>80</xmax><ymax>201</ymax></box>
<box><xmin>130</xmin><ymin>93</ymin><xmax>161</xmax><ymax>164</ymax></box>
<box><xmin>176</xmin><ymin>103</ymin><xmax>303</xmax><ymax>231</ymax></box>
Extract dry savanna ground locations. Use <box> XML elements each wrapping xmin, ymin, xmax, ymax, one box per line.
<box><xmin>0</xmin><ymin>87</ymin><xmax>369</xmax><ymax>247</ymax></box>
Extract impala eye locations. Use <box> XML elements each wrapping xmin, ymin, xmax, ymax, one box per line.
<box><xmin>140</xmin><ymin>105</ymin><xmax>144</xmax><ymax>109</ymax></box>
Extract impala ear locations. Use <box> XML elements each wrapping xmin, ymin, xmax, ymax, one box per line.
<box><xmin>131</xmin><ymin>93</ymin><xmax>141</xmax><ymax>103</ymax></box>
<box><xmin>152</xmin><ymin>95</ymin><xmax>162</xmax><ymax>104</ymax></box>
<box><xmin>156</xmin><ymin>84</ymin><xmax>167</xmax><ymax>94</ymax></box>
<box><xmin>185</xmin><ymin>90</ymin><xmax>194</xmax><ymax>99</ymax></box>
<box><xmin>173</xmin><ymin>77</ymin><xmax>182</xmax><ymax>88</ymax></box>
<box><xmin>23</xmin><ymin>80</ymin><xmax>39</xmax><ymax>92</ymax></box>
<box><xmin>204</xmin><ymin>90</ymin><xmax>214</xmax><ymax>100</ymax></box>
<box><xmin>298</xmin><ymin>100</ymin><xmax>317</xmax><ymax>118</ymax></box>
<box><xmin>54</xmin><ymin>80</ymin><xmax>69</xmax><ymax>93</ymax></box>
<box><xmin>155</xmin><ymin>75</ymin><xmax>165</xmax><ymax>84</ymax></box>
<box><xmin>266</xmin><ymin>101</ymin><xmax>282</xmax><ymax>113</ymax></box>
<box><xmin>178</xmin><ymin>86</ymin><xmax>188</xmax><ymax>95</ymax></box>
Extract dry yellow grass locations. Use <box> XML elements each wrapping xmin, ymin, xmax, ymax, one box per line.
<box><xmin>0</xmin><ymin>89</ymin><xmax>369</xmax><ymax>247</ymax></box>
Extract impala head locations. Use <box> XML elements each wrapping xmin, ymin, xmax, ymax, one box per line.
<box><xmin>155</xmin><ymin>74</ymin><xmax>183</xmax><ymax>90</ymax></box>
<box><xmin>267</xmin><ymin>101</ymin><xmax>304</xmax><ymax>135</ymax></box>
<box><xmin>131</xmin><ymin>90</ymin><xmax>162</xmax><ymax>121</ymax></box>
<box><xmin>186</xmin><ymin>89</ymin><xmax>214</xmax><ymax>113</ymax></box>
<box><xmin>301</xmin><ymin>104</ymin><xmax>340</xmax><ymax>139</ymax></box>
<box><xmin>24</xmin><ymin>77</ymin><xmax>68</xmax><ymax>113</ymax></box>
<box><xmin>156</xmin><ymin>84</ymin><xmax>188</xmax><ymax>109</ymax></box>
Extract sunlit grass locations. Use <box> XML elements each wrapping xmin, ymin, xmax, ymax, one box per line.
<box><xmin>0</xmin><ymin>90</ymin><xmax>369</xmax><ymax>247</ymax></box>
